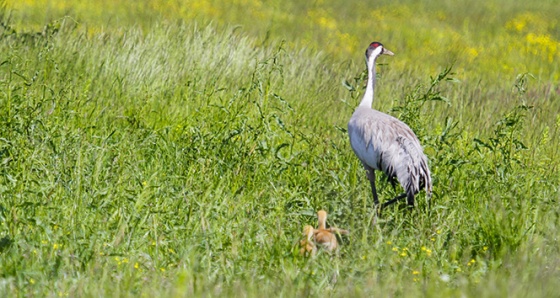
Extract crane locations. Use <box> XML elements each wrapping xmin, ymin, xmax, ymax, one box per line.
<box><xmin>314</xmin><ymin>210</ymin><xmax>339</xmax><ymax>252</ymax></box>
<box><xmin>347</xmin><ymin>42</ymin><xmax>432</xmax><ymax>208</ymax></box>
<box><xmin>299</xmin><ymin>210</ymin><xmax>349</xmax><ymax>256</ymax></box>
<box><xmin>299</xmin><ymin>225</ymin><xmax>317</xmax><ymax>257</ymax></box>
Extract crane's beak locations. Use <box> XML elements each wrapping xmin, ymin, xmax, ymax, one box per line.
<box><xmin>383</xmin><ymin>48</ymin><xmax>395</xmax><ymax>56</ymax></box>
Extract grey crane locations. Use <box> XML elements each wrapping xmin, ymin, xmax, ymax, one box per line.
<box><xmin>347</xmin><ymin>42</ymin><xmax>432</xmax><ymax>208</ymax></box>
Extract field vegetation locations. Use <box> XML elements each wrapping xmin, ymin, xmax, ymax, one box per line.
<box><xmin>1</xmin><ymin>0</ymin><xmax>559</xmax><ymax>296</ymax></box>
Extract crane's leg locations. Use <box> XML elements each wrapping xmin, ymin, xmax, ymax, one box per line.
<box><xmin>381</xmin><ymin>193</ymin><xmax>407</xmax><ymax>209</ymax></box>
<box><xmin>406</xmin><ymin>192</ymin><xmax>415</xmax><ymax>207</ymax></box>
<box><xmin>364</xmin><ymin>166</ymin><xmax>379</xmax><ymax>205</ymax></box>
<box><xmin>379</xmin><ymin>192</ymin><xmax>416</xmax><ymax>209</ymax></box>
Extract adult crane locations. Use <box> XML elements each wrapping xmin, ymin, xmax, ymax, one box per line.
<box><xmin>347</xmin><ymin>42</ymin><xmax>432</xmax><ymax>208</ymax></box>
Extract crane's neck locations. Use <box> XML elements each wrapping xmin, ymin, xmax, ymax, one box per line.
<box><xmin>359</xmin><ymin>55</ymin><xmax>377</xmax><ymax>108</ymax></box>
<box><xmin>317</xmin><ymin>212</ymin><xmax>327</xmax><ymax>230</ymax></box>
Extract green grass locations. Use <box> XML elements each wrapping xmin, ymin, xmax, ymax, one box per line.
<box><xmin>1</xmin><ymin>0</ymin><xmax>559</xmax><ymax>296</ymax></box>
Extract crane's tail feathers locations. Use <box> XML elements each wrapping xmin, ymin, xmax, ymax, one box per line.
<box><xmin>420</xmin><ymin>158</ymin><xmax>432</xmax><ymax>198</ymax></box>
<box><xmin>425</xmin><ymin>175</ymin><xmax>432</xmax><ymax>197</ymax></box>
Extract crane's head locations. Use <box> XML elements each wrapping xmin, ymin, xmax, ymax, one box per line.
<box><xmin>365</xmin><ymin>42</ymin><xmax>394</xmax><ymax>63</ymax></box>
<box><xmin>302</xmin><ymin>225</ymin><xmax>314</xmax><ymax>240</ymax></box>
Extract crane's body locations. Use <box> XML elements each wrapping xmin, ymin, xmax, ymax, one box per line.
<box><xmin>348</xmin><ymin>42</ymin><xmax>432</xmax><ymax>207</ymax></box>
<box><xmin>314</xmin><ymin>210</ymin><xmax>338</xmax><ymax>252</ymax></box>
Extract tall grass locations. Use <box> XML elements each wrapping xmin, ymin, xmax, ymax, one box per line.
<box><xmin>1</xmin><ymin>1</ymin><xmax>559</xmax><ymax>297</ymax></box>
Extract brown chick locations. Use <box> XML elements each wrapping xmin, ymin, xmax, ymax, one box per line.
<box><xmin>314</xmin><ymin>210</ymin><xmax>338</xmax><ymax>252</ymax></box>
<box><xmin>299</xmin><ymin>225</ymin><xmax>317</xmax><ymax>257</ymax></box>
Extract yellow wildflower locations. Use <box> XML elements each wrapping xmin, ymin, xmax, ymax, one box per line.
<box><xmin>425</xmin><ymin>249</ymin><xmax>432</xmax><ymax>257</ymax></box>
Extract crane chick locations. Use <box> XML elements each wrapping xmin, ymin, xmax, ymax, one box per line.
<box><xmin>299</xmin><ymin>225</ymin><xmax>317</xmax><ymax>257</ymax></box>
<box><xmin>347</xmin><ymin>42</ymin><xmax>432</xmax><ymax>209</ymax></box>
<box><xmin>314</xmin><ymin>210</ymin><xmax>348</xmax><ymax>253</ymax></box>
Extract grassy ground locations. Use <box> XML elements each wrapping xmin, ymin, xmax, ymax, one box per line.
<box><xmin>1</xmin><ymin>0</ymin><xmax>559</xmax><ymax>296</ymax></box>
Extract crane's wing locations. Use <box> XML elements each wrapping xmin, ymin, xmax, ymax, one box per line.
<box><xmin>348</xmin><ymin>107</ymin><xmax>432</xmax><ymax>196</ymax></box>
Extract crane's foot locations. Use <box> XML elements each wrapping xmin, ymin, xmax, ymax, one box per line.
<box><xmin>373</xmin><ymin>203</ymin><xmax>383</xmax><ymax>217</ymax></box>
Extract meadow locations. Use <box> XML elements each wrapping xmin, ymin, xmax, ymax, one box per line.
<box><xmin>1</xmin><ymin>0</ymin><xmax>559</xmax><ymax>296</ymax></box>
